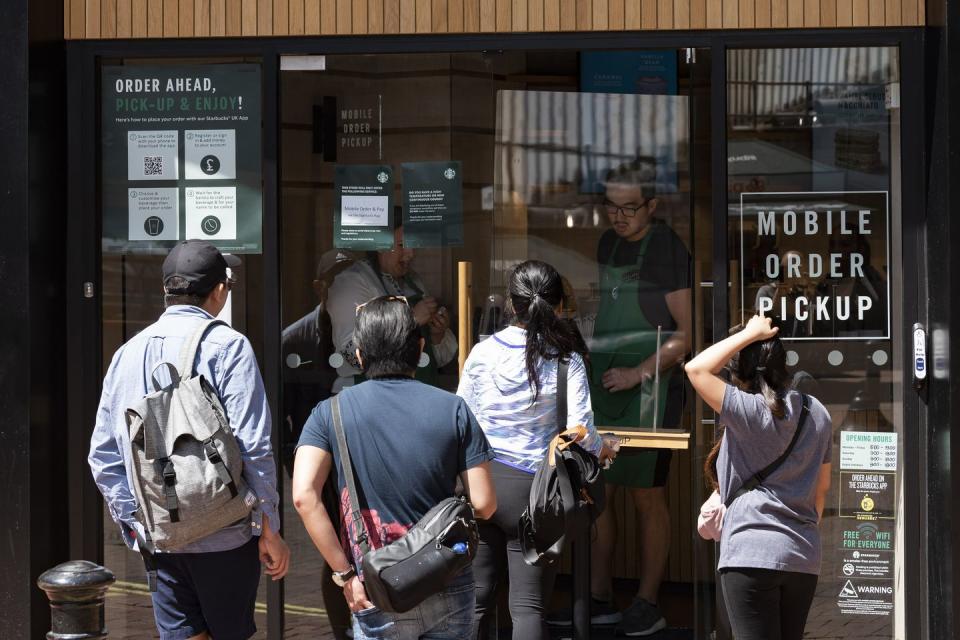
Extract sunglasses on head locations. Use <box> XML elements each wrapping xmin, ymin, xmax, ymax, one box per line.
<box><xmin>355</xmin><ymin>295</ymin><xmax>409</xmax><ymax>316</ymax></box>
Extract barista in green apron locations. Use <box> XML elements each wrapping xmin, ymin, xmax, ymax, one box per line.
<box><xmin>590</xmin><ymin>229</ymin><xmax>673</xmax><ymax>438</ymax></box>
<box><xmin>579</xmin><ymin>161</ymin><xmax>691</xmax><ymax>635</ymax></box>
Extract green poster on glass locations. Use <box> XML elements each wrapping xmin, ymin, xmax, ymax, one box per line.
<box><xmin>334</xmin><ymin>165</ymin><xmax>395</xmax><ymax>250</ymax></box>
<box><xmin>101</xmin><ymin>63</ymin><xmax>262</xmax><ymax>254</ymax></box>
<box><xmin>401</xmin><ymin>161</ymin><xmax>463</xmax><ymax>248</ymax></box>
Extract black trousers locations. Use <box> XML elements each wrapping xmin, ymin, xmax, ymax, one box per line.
<box><xmin>719</xmin><ymin>567</ymin><xmax>818</xmax><ymax>640</ymax></box>
<box><xmin>474</xmin><ymin>461</ymin><xmax>558</xmax><ymax>640</ymax></box>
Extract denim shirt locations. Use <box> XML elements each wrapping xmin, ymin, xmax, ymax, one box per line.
<box><xmin>88</xmin><ymin>305</ymin><xmax>280</xmax><ymax>553</ymax></box>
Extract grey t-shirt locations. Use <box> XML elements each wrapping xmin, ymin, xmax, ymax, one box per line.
<box><xmin>718</xmin><ymin>385</ymin><xmax>832</xmax><ymax>575</ymax></box>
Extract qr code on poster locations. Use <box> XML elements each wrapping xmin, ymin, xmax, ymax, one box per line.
<box><xmin>143</xmin><ymin>156</ymin><xmax>164</xmax><ymax>176</ymax></box>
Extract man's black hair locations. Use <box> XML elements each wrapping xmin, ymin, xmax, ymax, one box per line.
<box><xmin>164</xmin><ymin>276</ymin><xmax>217</xmax><ymax>308</ymax></box>
<box><xmin>603</xmin><ymin>156</ymin><xmax>658</xmax><ymax>199</ymax></box>
<box><xmin>353</xmin><ymin>297</ymin><xmax>421</xmax><ymax>377</ymax></box>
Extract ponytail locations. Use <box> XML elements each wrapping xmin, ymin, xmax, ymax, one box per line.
<box><xmin>508</xmin><ymin>260</ymin><xmax>588</xmax><ymax>401</ymax></box>
<box><xmin>727</xmin><ymin>335</ymin><xmax>790</xmax><ymax>419</ymax></box>
<box><xmin>704</xmin><ymin>329</ymin><xmax>793</xmax><ymax>491</ymax></box>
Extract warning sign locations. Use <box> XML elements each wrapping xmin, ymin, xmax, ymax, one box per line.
<box><xmin>839</xmin><ymin>471</ymin><xmax>895</xmax><ymax>521</ymax></box>
<box><xmin>836</xmin><ymin>580</ymin><xmax>894</xmax><ymax>616</ymax></box>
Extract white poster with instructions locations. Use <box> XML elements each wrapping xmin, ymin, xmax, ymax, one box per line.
<box><xmin>127</xmin><ymin>131</ymin><xmax>179</xmax><ymax>180</ymax></box>
<box><xmin>185</xmin><ymin>187</ymin><xmax>237</xmax><ymax>240</ymax></box>
<box><xmin>184</xmin><ymin>129</ymin><xmax>237</xmax><ymax>180</ymax></box>
<box><xmin>341</xmin><ymin>195</ymin><xmax>389</xmax><ymax>227</ymax></box>
<box><xmin>128</xmin><ymin>188</ymin><xmax>179</xmax><ymax>240</ymax></box>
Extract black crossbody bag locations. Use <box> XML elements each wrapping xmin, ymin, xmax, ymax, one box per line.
<box><xmin>329</xmin><ymin>395</ymin><xmax>479</xmax><ymax>613</ymax></box>
<box><xmin>518</xmin><ymin>360</ymin><xmax>606</xmax><ymax>566</ymax></box>
<box><xmin>724</xmin><ymin>393</ymin><xmax>810</xmax><ymax>509</ymax></box>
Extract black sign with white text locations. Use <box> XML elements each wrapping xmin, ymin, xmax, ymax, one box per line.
<box><xmin>740</xmin><ymin>191</ymin><xmax>889</xmax><ymax>340</ymax></box>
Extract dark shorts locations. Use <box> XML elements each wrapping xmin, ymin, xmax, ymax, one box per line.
<box><xmin>150</xmin><ymin>536</ymin><xmax>261</xmax><ymax>640</ymax></box>
<box><xmin>603</xmin><ymin>448</ymin><xmax>673</xmax><ymax>488</ymax></box>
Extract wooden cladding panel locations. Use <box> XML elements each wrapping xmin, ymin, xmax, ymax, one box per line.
<box><xmin>66</xmin><ymin>0</ymin><xmax>924</xmax><ymax>38</ymax></box>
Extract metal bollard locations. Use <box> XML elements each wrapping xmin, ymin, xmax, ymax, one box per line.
<box><xmin>37</xmin><ymin>560</ymin><xmax>116</xmax><ymax>640</ymax></box>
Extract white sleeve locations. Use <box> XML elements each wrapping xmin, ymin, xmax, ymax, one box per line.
<box><xmin>431</xmin><ymin>329</ymin><xmax>458</xmax><ymax>368</ymax></box>
<box><xmin>456</xmin><ymin>354</ymin><xmax>480</xmax><ymax>417</ymax></box>
<box><xmin>567</xmin><ymin>354</ymin><xmax>602</xmax><ymax>457</ymax></box>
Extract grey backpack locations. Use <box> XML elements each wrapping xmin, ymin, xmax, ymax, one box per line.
<box><xmin>126</xmin><ymin>318</ymin><xmax>254</xmax><ymax>557</ymax></box>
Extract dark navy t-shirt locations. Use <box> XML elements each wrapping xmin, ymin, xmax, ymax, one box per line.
<box><xmin>297</xmin><ymin>377</ymin><xmax>495</xmax><ymax>563</ymax></box>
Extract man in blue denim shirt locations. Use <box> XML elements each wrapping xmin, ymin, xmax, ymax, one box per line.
<box><xmin>89</xmin><ymin>240</ymin><xmax>290</xmax><ymax>640</ymax></box>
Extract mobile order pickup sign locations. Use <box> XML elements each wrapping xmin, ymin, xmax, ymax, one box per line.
<box><xmin>739</xmin><ymin>191</ymin><xmax>890</xmax><ymax>340</ymax></box>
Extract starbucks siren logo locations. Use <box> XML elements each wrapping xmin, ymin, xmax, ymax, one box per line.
<box><xmin>444</xmin><ymin>167</ymin><xmax>456</xmax><ymax>180</ymax></box>
<box><xmin>377</xmin><ymin>171</ymin><xmax>389</xmax><ymax>184</ymax></box>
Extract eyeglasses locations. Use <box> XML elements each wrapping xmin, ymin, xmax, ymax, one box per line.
<box><xmin>355</xmin><ymin>295</ymin><xmax>408</xmax><ymax>316</ymax></box>
<box><xmin>603</xmin><ymin>199</ymin><xmax>652</xmax><ymax>218</ymax></box>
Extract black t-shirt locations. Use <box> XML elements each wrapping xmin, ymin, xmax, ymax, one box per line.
<box><xmin>297</xmin><ymin>378</ymin><xmax>494</xmax><ymax>564</ymax></box>
<box><xmin>596</xmin><ymin>222</ymin><xmax>692</xmax><ymax>330</ymax></box>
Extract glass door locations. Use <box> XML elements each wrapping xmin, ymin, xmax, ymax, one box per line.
<box><xmin>726</xmin><ymin>46</ymin><xmax>905</xmax><ymax>639</ymax></box>
<box><xmin>278</xmin><ymin>46</ymin><xmax>720</xmax><ymax>638</ymax></box>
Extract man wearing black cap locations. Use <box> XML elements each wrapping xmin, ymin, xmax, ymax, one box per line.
<box><xmin>89</xmin><ymin>240</ymin><xmax>290</xmax><ymax>640</ymax></box>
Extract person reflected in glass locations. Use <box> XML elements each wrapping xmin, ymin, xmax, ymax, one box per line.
<box><xmin>281</xmin><ymin>248</ymin><xmax>356</xmax><ymax>640</ymax></box>
<box><xmin>754</xmin><ymin>250</ymin><xmax>815</xmax><ymax>338</ymax></box>
<box><xmin>813</xmin><ymin>226</ymin><xmax>886</xmax><ymax>337</ymax></box>
<box><xmin>561</xmin><ymin>159</ymin><xmax>691</xmax><ymax>635</ymax></box>
<box><xmin>282</xmin><ymin>248</ymin><xmax>356</xmax><ymax>471</ymax></box>
<box><xmin>326</xmin><ymin>210</ymin><xmax>457</xmax><ymax>393</ymax></box>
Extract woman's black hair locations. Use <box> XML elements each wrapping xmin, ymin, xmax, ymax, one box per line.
<box><xmin>508</xmin><ymin>260</ymin><xmax>588</xmax><ymax>401</ymax></box>
<box><xmin>703</xmin><ymin>326</ymin><xmax>791</xmax><ymax>490</ymax></box>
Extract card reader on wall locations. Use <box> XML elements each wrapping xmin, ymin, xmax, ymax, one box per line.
<box><xmin>913</xmin><ymin>322</ymin><xmax>927</xmax><ymax>388</ymax></box>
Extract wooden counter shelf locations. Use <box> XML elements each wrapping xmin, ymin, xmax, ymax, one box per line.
<box><xmin>599</xmin><ymin>428</ymin><xmax>690</xmax><ymax>450</ymax></box>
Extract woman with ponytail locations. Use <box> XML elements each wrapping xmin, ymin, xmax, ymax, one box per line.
<box><xmin>685</xmin><ymin>315</ymin><xmax>833</xmax><ymax>640</ymax></box>
<box><xmin>457</xmin><ymin>260</ymin><xmax>615</xmax><ymax>639</ymax></box>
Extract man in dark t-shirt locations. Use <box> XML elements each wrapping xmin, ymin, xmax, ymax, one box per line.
<box><xmin>292</xmin><ymin>296</ymin><xmax>496</xmax><ymax>640</ymax></box>
<box><xmin>581</xmin><ymin>159</ymin><xmax>692</xmax><ymax>636</ymax></box>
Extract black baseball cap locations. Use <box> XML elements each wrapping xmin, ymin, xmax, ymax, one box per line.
<box><xmin>162</xmin><ymin>240</ymin><xmax>241</xmax><ymax>294</ymax></box>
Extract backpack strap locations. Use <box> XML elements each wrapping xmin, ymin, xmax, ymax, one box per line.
<box><xmin>331</xmin><ymin>396</ymin><xmax>371</xmax><ymax>558</ymax></box>
<box><xmin>725</xmin><ymin>393</ymin><xmax>810</xmax><ymax>509</ymax></box>
<box><xmin>556</xmin><ymin>359</ymin><xmax>568</xmax><ymax>433</ymax></box>
<box><xmin>203</xmin><ymin>437</ymin><xmax>239</xmax><ymax>498</ymax></box>
<box><xmin>177</xmin><ymin>318</ymin><xmax>227</xmax><ymax>382</ymax></box>
<box><xmin>132</xmin><ymin>526</ymin><xmax>158</xmax><ymax>592</ymax></box>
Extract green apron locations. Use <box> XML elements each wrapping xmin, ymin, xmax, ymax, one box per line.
<box><xmin>353</xmin><ymin>269</ymin><xmax>441</xmax><ymax>387</ymax></box>
<box><xmin>590</xmin><ymin>228</ymin><xmax>673</xmax><ymax>429</ymax></box>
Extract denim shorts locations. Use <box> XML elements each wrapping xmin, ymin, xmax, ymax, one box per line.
<box><xmin>149</xmin><ymin>536</ymin><xmax>260</xmax><ymax>640</ymax></box>
<box><xmin>352</xmin><ymin>569</ymin><xmax>476</xmax><ymax>640</ymax></box>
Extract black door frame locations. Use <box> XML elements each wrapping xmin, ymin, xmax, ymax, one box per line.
<box><xmin>66</xmin><ymin>27</ymin><xmax>927</xmax><ymax>639</ymax></box>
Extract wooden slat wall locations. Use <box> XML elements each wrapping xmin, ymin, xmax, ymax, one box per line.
<box><xmin>66</xmin><ymin>0</ymin><xmax>924</xmax><ymax>37</ymax></box>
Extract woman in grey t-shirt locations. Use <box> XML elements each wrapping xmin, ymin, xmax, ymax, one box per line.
<box><xmin>685</xmin><ymin>315</ymin><xmax>832</xmax><ymax>640</ymax></box>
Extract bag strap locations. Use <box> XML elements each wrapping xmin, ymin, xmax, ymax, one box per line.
<box><xmin>330</xmin><ymin>396</ymin><xmax>371</xmax><ymax>556</ymax></box>
<box><xmin>133</xmin><ymin>527</ymin><xmax>158</xmax><ymax>592</ymax></box>
<box><xmin>177</xmin><ymin>318</ymin><xmax>226</xmax><ymax>382</ymax></box>
<box><xmin>725</xmin><ymin>393</ymin><xmax>810</xmax><ymax>509</ymax></box>
<box><xmin>556</xmin><ymin>359</ymin><xmax>568</xmax><ymax>433</ymax></box>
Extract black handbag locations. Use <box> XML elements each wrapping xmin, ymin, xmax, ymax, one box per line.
<box><xmin>518</xmin><ymin>360</ymin><xmax>606</xmax><ymax>566</ymax></box>
<box><xmin>330</xmin><ymin>395</ymin><xmax>479</xmax><ymax>614</ymax></box>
